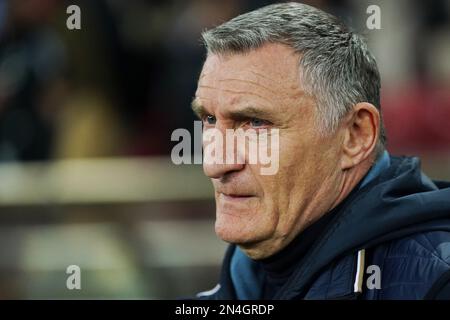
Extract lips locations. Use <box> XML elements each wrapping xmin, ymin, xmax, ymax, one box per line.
<box><xmin>219</xmin><ymin>192</ymin><xmax>255</xmax><ymax>202</ymax></box>
<box><xmin>214</xmin><ymin>181</ymin><xmax>257</xmax><ymax>203</ymax></box>
<box><xmin>224</xmin><ymin>193</ymin><xmax>252</xmax><ymax>198</ymax></box>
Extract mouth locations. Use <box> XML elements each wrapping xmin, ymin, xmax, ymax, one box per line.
<box><xmin>219</xmin><ymin>192</ymin><xmax>256</xmax><ymax>202</ymax></box>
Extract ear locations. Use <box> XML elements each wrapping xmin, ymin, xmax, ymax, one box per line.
<box><xmin>340</xmin><ymin>102</ymin><xmax>380</xmax><ymax>170</ymax></box>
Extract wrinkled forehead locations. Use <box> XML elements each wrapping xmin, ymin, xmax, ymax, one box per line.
<box><xmin>196</xmin><ymin>43</ymin><xmax>305</xmax><ymax>109</ymax></box>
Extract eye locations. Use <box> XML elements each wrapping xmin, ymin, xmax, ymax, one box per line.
<box><xmin>205</xmin><ymin>115</ymin><xmax>216</xmax><ymax>125</ymax></box>
<box><xmin>250</xmin><ymin>118</ymin><xmax>268</xmax><ymax>127</ymax></box>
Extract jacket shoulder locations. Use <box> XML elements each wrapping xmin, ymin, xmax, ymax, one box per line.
<box><xmin>387</xmin><ymin>231</ymin><xmax>450</xmax><ymax>264</ymax></box>
<box><xmin>365</xmin><ymin>230</ymin><xmax>450</xmax><ymax>299</ymax></box>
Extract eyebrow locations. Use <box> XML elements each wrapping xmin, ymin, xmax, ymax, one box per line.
<box><xmin>191</xmin><ymin>99</ymin><xmax>207</xmax><ymax>118</ymax></box>
<box><xmin>227</xmin><ymin>106</ymin><xmax>273</xmax><ymax>121</ymax></box>
<box><xmin>191</xmin><ymin>98</ymin><xmax>274</xmax><ymax>120</ymax></box>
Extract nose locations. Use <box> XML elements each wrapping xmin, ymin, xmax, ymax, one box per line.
<box><xmin>203</xmin><ymin>161</ymin><xmax>245</xmax><ymax>179</ymax></box>
<box><xmin>202</xmin><ymin>125</ymin><xmax>245</xmax><ymax>179</ymax></box>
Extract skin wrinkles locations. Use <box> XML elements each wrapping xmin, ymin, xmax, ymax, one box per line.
<box><xmin>196</xmin><ymin>42</ymin><xmax>379</xmax><ymax>259</ymax></box>
<box><xmin>217</xmin><ymin>77</ymin><xmax>279</xmax><ymax>94</ymax></box>
<box><xmin>195</xmin><ymin>72</ymin><xmax>307</xmax><ymax>127</ymax></box>
<box><xmin>197</xmin><ymin>87</ymin><xmax>275</xmax><ymax>108</ymax></box>
<box><xmin>199</xmin><ymin>65</ymin><xmax>299</xmax><ymax>101</ymax></box>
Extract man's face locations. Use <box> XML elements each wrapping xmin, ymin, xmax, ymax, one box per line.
<box><xmin>194</xmin><ymin>43</ymin><xmax>344</xmax><ymax>258</ymax></box>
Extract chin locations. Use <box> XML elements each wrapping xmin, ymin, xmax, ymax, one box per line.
<box><xmin>215</xmin><ymin>218</ymin><xmax>282</xmax><ymax>260</ymax></box>
<box><xmin>214</xmin><ymin>209</ymin><xmax>273</xmax><ymax>245</ymax></box>
<box><xmin>214</xmin><ymin>217</ymin><xmax>249</xmax><ymax>243</ymax></box>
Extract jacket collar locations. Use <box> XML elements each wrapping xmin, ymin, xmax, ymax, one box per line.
<box><xmin>276</xmin><ymin>156</ymin><xmax>450</xmax><ymax>299</ymax></box>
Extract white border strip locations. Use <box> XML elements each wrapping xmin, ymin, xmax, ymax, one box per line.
<box><xmin>196</xmin><ymin>284</ymin><xmax>221</xmax><ymax>297</ymax></box>
<box><xmin>353</xmin><ymin>249</ymin><xmax>366</xmax><ymax>293</ymax></box>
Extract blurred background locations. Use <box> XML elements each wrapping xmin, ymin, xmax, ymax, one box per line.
<box><xmin>0</xmin><ymin>0</ymin><xmax>449</xmax><ymax>299</ymax></box>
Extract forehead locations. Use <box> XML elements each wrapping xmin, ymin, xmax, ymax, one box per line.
<box><xmin>196</xmin><ymin>43</ymin><xmax>305</xmax><ymax>112</ymax></box>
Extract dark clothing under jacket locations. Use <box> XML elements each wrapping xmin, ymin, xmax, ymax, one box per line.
<box><xmin>196</xmin><ymin>156</ymin><xmax>450</xmax><ymax>300</ymax></box>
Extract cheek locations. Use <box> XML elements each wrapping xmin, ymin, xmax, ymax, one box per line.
<box><xmin>249</xmin><ymin>165</ymin><xmax>293</xmax><ymax>230</ymax></box>
<box><xmin>277</xmin><ymin>140</ymin><xmax>307</xmax><ymax>193</ymax></box>
<box><xmin>268</xmin><ymin>136</ymin><xmax>318</xmax><ymax>220</ymax></box>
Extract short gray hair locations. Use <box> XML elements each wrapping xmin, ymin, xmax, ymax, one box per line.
<box><xmin>201</xmin><ymin>2</ymin><xmax>386</xmax><ymax>154</ymax></box>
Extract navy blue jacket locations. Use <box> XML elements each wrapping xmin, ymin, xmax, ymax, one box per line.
<box><xmin>196</xmin><ymin>156</ymin><xmax>450</xmax><ymax>300</ymax></box>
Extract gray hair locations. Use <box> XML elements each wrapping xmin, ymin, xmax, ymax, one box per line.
<box><xmin>201</xmin><ymin>2</ymin><xmax>386</xmax><ymax>155</ymax></box>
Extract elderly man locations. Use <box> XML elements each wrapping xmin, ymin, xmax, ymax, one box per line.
<box><xmin>192</xmin><ymin>3</ymin><xmax>450</xmax><ymax>300</ymax></box>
